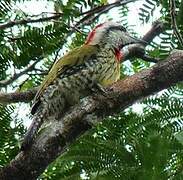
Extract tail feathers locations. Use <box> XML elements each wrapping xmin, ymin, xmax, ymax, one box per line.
<box><xmin>20</xmin><ymin>114</ymin><xmax>43</xmax><ymax>151</ymax></box>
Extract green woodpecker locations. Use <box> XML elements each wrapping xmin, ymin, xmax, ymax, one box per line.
<box><xmin>21</xmin><ymin>21</ymin><xmax>142</xmax><ymax>150</ymax></box>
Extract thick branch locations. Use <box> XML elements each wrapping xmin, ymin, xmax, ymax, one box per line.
<box><xmin>0</xmin><ymin>88</ymin><xmax>37</xmax><ymax>104</ymax></box>
<box><xmin>142</xmin><ymin>20</ymin><xmax>165</xmax><ymax>43</ymax></box>
<box><xmin>0</xmin><ymin>50</ymin><xmax>183</xmax><ymax>180</ymax></box>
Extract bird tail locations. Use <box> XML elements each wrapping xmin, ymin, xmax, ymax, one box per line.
<box><xmin>20</xmin><ymin>111</ymin><xmax>43</xmax><ymax>151</ymax></box>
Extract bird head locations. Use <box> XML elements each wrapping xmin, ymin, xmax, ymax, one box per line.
<box><xmin>85</xmin><ymin>21</ymin><xmax>145</xmax><ymax>50</ymax></box>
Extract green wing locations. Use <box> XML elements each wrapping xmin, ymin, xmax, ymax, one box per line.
<box><xmin>31</xmin><ymin>45</ymin><xmax>98</xmax><ymax>114</ymax></box>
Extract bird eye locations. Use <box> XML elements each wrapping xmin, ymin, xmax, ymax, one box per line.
<box><xmin>108</xmin><ymin>25</ymin><xmax>127</xmax><ymax>32</ymax></box>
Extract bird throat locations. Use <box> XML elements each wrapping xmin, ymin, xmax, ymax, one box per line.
<box><xmin>114</xmin><ymin>48</ymin><xmax>123</xmax><ymax>62</ymax></box>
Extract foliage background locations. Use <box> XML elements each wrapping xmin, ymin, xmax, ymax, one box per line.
<box><xmin>0</xmin><ymin>0</ymin><xmax>183</xmax><ymax>179</ymax></box>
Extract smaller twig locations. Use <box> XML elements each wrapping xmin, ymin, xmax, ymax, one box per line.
<box><xmin>34</xmin><ymin>68</ymin><xmax>48</xmax><ymax>73</ymax></box>
<box><xmin>70</xmin><ymin>26</ymin><xmax>86</xmax><ymax>35</ymax></box>
<box><xmin>0</xmin><ymin>13</ymin><xmax>62</xmax><ymax>30</ymax></box>
<box><xmin>80</xmin><ymin>9</ymin><xmax>107</xmax><ymax>26</ymax></box>
<box><xmin>142</xmin><ymin>20</ymin><xmax>166</xmax><ymax>44</ymax></box>
<box><xmin>16</xmin><ymin>77</ymin><xmax>31</xmax><ymax>91</ymax></box>
<box><xmin>80</xmin><ymin>3</ymin><xmax>110</xmax><ymax>15</ymax></box>
<box><xmin>28</xmin><ymin>72</ymin><xmax>48</xmax><ymax>76</ymax></box>
<box><xmin>61</xmin><ymin>22</ymin><xmax>86</xmax><ymax>35</ymax></box>
<box><xmin>0</xmin><ymin>60</ymin><xmax>39</xmax><ymax>87</ymax></box>
<box><xmin>75</xmin><ymin>0</ymin><xmax>137</xmax><ymax>27</ymax></box>
<box><xmin>169</xmin><ymin>0</ymin><xmax>183</xmax><ymax>47</ymax></box>
<box><xmin>80</xmin><ymin>0</ymin><xmax>136</xmax><ymax>16</ymax></box>
<box><xmin>29</xmin><ymin>12</ymin><xmax>61</xmax><ymax>18</ymax></box>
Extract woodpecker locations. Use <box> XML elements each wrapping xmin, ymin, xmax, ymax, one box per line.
<box><xmin>21</xmin><ymin>21</ymin><xmax>142</xmax><ymax>150</ymax></box>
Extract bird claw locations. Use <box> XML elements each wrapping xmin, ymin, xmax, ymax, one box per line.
<box><xmin>91</xmin><ymin>83</ymin><xmax>109</xmax><ymax>97</ymax></box>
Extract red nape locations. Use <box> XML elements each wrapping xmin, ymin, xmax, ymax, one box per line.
<box><xmin>114</xmin><ymin>48</ymin><xmax>123</xmax><ymax>62</ymax></box>
<box><xmin>85</xmin><ymin>23</ymin><xmax>104</xmax><ymax>44</ymax></box>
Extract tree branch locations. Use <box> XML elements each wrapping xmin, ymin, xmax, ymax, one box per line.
<box><xmin>0</xmin><ymin>13</ymin><xmax>62</xmax><ymax>30</ymax></box>
<box><xmin>0</xmin><ymin>0</ymin><xmax>136</xmax><ymax>30</ymax></box>
<box><xmin>0</xmin><ymin>88</ymin><xmax>38</xmax><ymax>104</ymax></box>
<box><xmin>169</xmin><ymin>0</ymin><xmax>183</xmax><ymax>47</ymax></box>
<box><xmin>75</xmin><ymin>0</ymin><xmax>138</xmax><ymax>26</ymax></box>
<box><xmin>0</xmin><ymin>49</ymin><xmax>183</xmax><ymax>180</ymax></box>
<box><xmin>80</xmin><ymin>0</ymin><xmax>137</xmax><ymax>16</ymax></box>
<box><xmin>0</xmin><ymin>60</ymin><xmax>39</xmax><ymax>87</ymax></box>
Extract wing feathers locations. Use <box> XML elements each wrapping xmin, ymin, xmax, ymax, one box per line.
<box><xmin>31</xmin><ymin>45</ymin><xmax>98</xmax><ymax>114</ymax></box>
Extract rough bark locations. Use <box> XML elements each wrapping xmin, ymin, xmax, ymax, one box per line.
<box><xmin>0</xmin><ymin>49</ymin><xmax>183</xmax><ymax>180</ymax></box>
<box><xmin>0</xmin><ymin>88</ymin><xmax>38</xmax><ymax>104</ymax></box>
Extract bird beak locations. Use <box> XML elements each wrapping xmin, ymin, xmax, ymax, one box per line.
<box><xmin>120</xmin><ymin>33</ymin><xmax>147</xmax><ymax>48</ymax></box>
